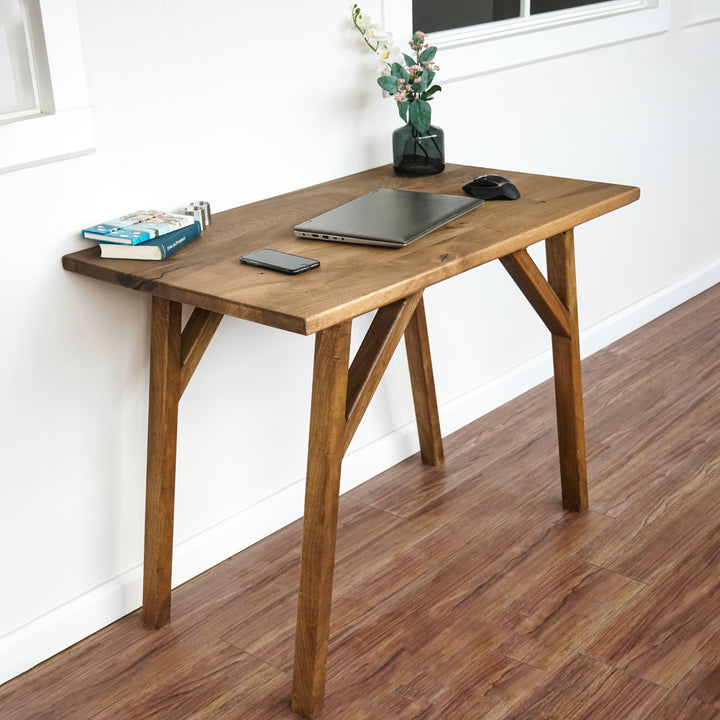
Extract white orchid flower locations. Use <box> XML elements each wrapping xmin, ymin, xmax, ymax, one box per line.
<box><xmin>376</xmin><ymin>41</ymin><xmax>401</xmax><ymax>73</ymax></box>
<box><xmin>369</xmin><ymin>28</ymin><xmax>393</xmax><ymax>43</ymax></box>
<box><xmin>382</xmin><ymin>43</ymin><xmax>401</xmax><ymax>63</ymax></box>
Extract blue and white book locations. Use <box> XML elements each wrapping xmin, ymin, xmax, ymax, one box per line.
<box><xmin>99</xmin><ymin>221</ymin><xmax>201</xmax><ymax>260</ymax></box>
<box><xmin>81</xmin><ymin>209</ymin><xmax>161</xmax><ymax>242</ymax></box>
<box><xmin>82</xmin><ymin>210</ymin><xmax>194</xmax><ymax>245</ymax></box>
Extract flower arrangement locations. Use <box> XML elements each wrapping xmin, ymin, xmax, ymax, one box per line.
<box><xmin>351</xmin><ymin>4</ymin><xmax>441</xmax><ymax>134</ymax></box>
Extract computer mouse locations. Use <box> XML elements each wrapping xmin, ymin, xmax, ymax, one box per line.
<box><xmin>462</xmin><ymin>174</ymin><xmax>520</xmax><ymax>201</ymax></box>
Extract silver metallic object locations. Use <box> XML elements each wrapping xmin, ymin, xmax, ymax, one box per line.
<box><xmin>183</xmin><ymin>201</ymin><xmax>211</xmax><ymax>229</ymax></box>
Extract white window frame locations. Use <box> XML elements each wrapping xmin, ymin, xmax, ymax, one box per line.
<box><xmin>384</xmin><ymin>0</ymin><xmax>670</xmax><ymax>80</ymax></box>
<box><xmin>0</xmin><ymin>0</ymin><xmax>94</xmax><ymax>174</ymax></box>
<box><xmin>0</xmin><ymin>0</ymin><xmax>40</xmax><ymax>119</ymax></box>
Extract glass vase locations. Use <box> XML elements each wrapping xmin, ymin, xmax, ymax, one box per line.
<box><xmin>392</xmin><ymin>122</ymin><xmax>445</xmax><ymax>177</ymax></box>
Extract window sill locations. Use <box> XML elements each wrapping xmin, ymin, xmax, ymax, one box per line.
<box><xmin>0</xmin><ymin>108</ymin><xmax>94</xmax><ymax>175</ymax></box>
<box><xmin>0</xmin><ymin>0</ymin><xmax>94</xmax><ymax>174</ymax></box>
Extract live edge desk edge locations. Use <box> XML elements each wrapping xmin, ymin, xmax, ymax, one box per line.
<box><xmin>62</xmin><ymin>163</ymin><xmax>640</xmax><ymax>718</ymax></box>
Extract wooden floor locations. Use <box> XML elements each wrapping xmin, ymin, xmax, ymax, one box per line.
<box><xmin>3</xmin><ymin>283</ymin><xmax>720</xmax><ymax>719</ymax></box>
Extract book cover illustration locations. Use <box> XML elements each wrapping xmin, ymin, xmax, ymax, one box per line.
<box><xmin>129</xmin><ymin>212</ymin><xmax>195</xmax><ymax>241</ymax></box>
<box><xmin>82</xmin><ymin>210</ymin><xmax>194</xmax><ymax>245</ymax></box>
<box><xmin>81</xmin><ymin>209</ymin><xmax>161</xmax><ymax>241</ymax></box>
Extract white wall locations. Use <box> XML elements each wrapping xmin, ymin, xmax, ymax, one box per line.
<box><xmin>1</xmin><ymin>1</ymin><xmax>719</xmax><ymax>683</ymax></box>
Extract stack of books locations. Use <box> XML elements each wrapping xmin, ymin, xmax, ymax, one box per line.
<box><xmin>82</xmin><ymin>209</ymin><xmax>202</xmax><ymax>260</ymax></box>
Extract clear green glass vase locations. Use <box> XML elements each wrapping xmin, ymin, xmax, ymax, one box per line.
<box><xmin>392</xmin><ymin>122</ymin><xmax>445</xmax><ymax>177</ymax></box>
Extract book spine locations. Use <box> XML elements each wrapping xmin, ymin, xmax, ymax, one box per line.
<box><xmin>156</xmin><ymin>222</ymin><xmax>201</xmax><ymax>258</ymax></box>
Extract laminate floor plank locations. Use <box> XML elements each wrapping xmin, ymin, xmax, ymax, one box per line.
<box><xmin>331</xmin><ymin>487</ymin><xmax>611</xmax><ymax>660</ymax></box>
<box><xmin>686</xmin><ymin>651</ymin><xmax>720</xmax><ymax>708</ymax></box>
<box><xmin>496</xmin><ymin>557</ymin><xmax>646</xmax><ymax>671</ymax></box>
<box><xmin>347</xmin><ymin>379</ymin><xmax>560</xmax><ymax>519</ymax></box>
<box><xmin>583</xmin><ymin>529</ymin><xmax>720</xmax><ymax>688</ymax></box>
<box><xmin>89</xmin><ymin>642</ymin><xmax>288</xmax><ymax>720</ymax></box>
<box><xmin>371</xmin><ymin>652</ymin><xmax>547</xmax><ymax>720</ymax></box>
<box><xmin>648</xmin><ymin>693</ymin><xmax>720</xmax><ymax>720</ymax></box>
<box><xmin>575</xmin><ymin>435</ymin><xmax>720</xmax><ymax>583</ymax></box>
<box><xmin>498</xmin><ymin>653</ymin><xmax>666</xmax><ymax>720</ymax></box>
<box><xmin>1</xmin><ymin>283</ymin><xmax>718</xmax><ymax>719</ymax></box>
<box><xmin>585</xmin><ymin>402</ymin><xmax>720</xmax><ymax>518</ymax></box>
<box><xmin>643</xmin><ymin>651</ymin><xmax>720</xmax><ymax>719</ymax></box>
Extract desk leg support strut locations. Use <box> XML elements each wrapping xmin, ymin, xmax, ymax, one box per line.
<box><xmin>501</xmin><ymin>231</ymin><xmax>588</xmax><ymax>511</ymax></box>
<box><xmin>143</xmin><ymin>297</ymin><xmax>182</xmax><ymax>628</ymax></box>
<box><xmin>292</xmin><ymin>321</ymin><xmax>352</xmax><ymax>718</ymax></box>
<box><xmin>546</xmin><ymin>230</ymin><xmax>588</xmax><ymax>511</ymax></box>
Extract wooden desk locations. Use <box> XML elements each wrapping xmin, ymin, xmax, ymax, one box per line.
<box><xmin>62</xmin><ymin>163</ymin><xmax>639</xmax><ymax>718</ymax></box>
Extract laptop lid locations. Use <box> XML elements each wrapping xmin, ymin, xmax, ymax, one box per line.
<box><xmin>294</xmin><ymin>188</ymin><xmax>484</xmax><ymax>248</ymax></box>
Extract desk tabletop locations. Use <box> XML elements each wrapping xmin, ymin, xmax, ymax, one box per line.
<box><xmin>62</xmin><ymin>164</ymin><xmax>639</xmax><ymax>335</ymax></box>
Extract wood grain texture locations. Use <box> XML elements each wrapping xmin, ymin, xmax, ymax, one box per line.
<box><xmin>583</xmin><ymin>529</ymin><xmax>720</xmax><ymax>688</ymax></box>
<box><xmin>62</xmin><ymin>164</ymin><xmax>640</xmax><ymax>335</ymax></box>
<box><xmin>344</xmin><ymin>292</ymin><xmax>422</xmax><ymax>452</ymax></box>
<box><xmin>292</xmin><ymin>322</ymin><xmax>352</xmax><ymax>717</ymax></box>
<box><xmin>496</xmin><ymin>557</ymin><xmax>646</xmax><ymax>670</ymax></box>
<box><xmin>404</xmin><ymin>295</ymin><xmax>445</xmax><ymax>465</ymax></box>
<box><xmin>142</xmin><ymin>296</ymin><xmax>182</xmax><ymax>628</ymax></box>
<box><xmin>2</xmin><ymin>282</ymin><xmax>719</xmax><ymax>719</ymax></box>
<box><xmin>142</xmin><ymin>303</ymin><xmax>222</xmax><ymax>629</ymax></box>
<box><xmin>500</xmin><ymin>248</ymin><xmax>571</xmax><ymax>337</ymax></box>
<box><xmin>178</xmin><ymin>307</ymin><xmax>222</xmax><ymax>396</ymax></box>
<box><xmin>500</xmin><ymin>654</ymin><xmax>666</xmax><ymax>720</ymax></box>
<box><xmin>545</xmin><ymin>229</ymin><xmax>589</xmax><ymax>511</ymax></box>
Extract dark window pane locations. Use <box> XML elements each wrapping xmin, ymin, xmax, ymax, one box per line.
<box><xmin>531</xmin><ymin>0</ymin><xmax>608</xmax><ymax>13</ymax></box>
<box><xmin>492</xmin><ymin>0</ymin><xmax>522</xmax><ymax>21</ymax></box>
<box><xmin>413</xmin><ymin>0</ymin><xmax>520</xmax><ymax>34</ymax></box>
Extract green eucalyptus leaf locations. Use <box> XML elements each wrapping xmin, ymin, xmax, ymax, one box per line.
<box><xmin>378</xmin><ymin>75</ymin><xmax>399</xmax><ymax>93</ymax></box>
<box><xmin>403</xmin><ymin>53</ymin><xmax>415</xmax><ymax>67</ymax></box>
<box><xmin>391</xmin><ymin>61</ymin><xmax>409</xmax><ymax>81</ymax></box>
<box><xmin>422</xmin><ymin>84</ymin><xmax>442</xmax><ymax>100</ymax></box>
<box><xmin>415</xmin><ymin>69</ymin><xmax>430</xmax><ymax>94</ymax></box>
<box><xmin>397</xmin><ymin>100</ymin><xmax>409</xmax><ymax>123</ymax></box>
<box><xmin>418</xmin><ymin>46</ymin><xmax>437</xmax><ymax>63</ymax></box>
<box><xmin>409</xmin><ymin>99</ymin><xmax>431</xmax><ymax>133</ymax></box>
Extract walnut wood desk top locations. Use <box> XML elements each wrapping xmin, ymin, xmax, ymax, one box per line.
<box><xmin>62</xmin><ymin>164</ymin><xmax>640</xmax><ymax>335</ymax></box>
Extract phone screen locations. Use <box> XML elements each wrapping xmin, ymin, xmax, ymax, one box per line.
<box><xmin>240</xmin><ymin>249</ymin><xmax>320</xmax><ymax>274</ymax></box>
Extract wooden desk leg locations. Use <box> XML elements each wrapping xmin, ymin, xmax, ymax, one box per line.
<box><xmin>142</xmin><ymin>296</ymin><xmax>182</xmax><ymax>628</ymax></box>
<box><xmin>291</xmin><ymin>321</ymin><xmax>352</xmax><ymax>719</ymax></box>
<box><xmin>546</xmin><ymin>230</ymin><xmax>589</xmax><ymax>511</ymax></box>
<box><xmin>404</xmin><ymin>295</ymin><xmax>444</xmax><ymax>466</ymax></box>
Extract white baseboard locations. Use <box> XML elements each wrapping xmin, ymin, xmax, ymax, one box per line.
<box><xmin>2</xmin><ymin>259</ymin><xmax>718</xmax><ymax>687</ymax></box>
<box><xmin>579</xmin><ymin>258</ymin><xmax>720</xmax><ymax>358</ymax></box>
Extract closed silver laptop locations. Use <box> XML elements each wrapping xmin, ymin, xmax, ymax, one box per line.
<box><xmin>294</xmin><ymin>188</ymin><xmax>483</xmax><ymax>248</ymax></box>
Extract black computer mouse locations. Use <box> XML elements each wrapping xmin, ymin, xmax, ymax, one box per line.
<box><xmin>462</xmin><ymin>174</ymin><xmax>520</xmax><ymax>200</ymax></box>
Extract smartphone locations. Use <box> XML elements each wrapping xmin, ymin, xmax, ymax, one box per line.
<box><xmin>240</xmin><ymin>248</ymin><xmax>320</xmax><ymax>275</ymax></box>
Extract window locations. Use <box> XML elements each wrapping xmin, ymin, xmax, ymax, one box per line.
<box><xmin>0</xmin><ymin>0</ymin><xmax>42</xmax><ymax>120</ymax></box>
<box><xmin>0</xmin><ymin>0</ymin><xmax>93</xmax><ymax>174</ymax></box>
<box><xmin>384</xmin><ymin>0</ymin><xmax>669</xmax><ymax>79</ymax></box>
<box><xmin>413</xmin><ymin>0</ymin><xmax>613</xmax><ymax>34</ymax></box>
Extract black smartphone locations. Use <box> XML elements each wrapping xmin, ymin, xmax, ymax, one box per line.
<box><xmin>240</xmin><ymin>248</ymin><xmax>320</xmax><ymax>275</ymax></box>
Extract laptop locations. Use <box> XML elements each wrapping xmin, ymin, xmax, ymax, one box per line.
<box><xmin>294</xmin><ymin>188</ymin><xmax>484</xmax><ymax>248</ymax></box>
